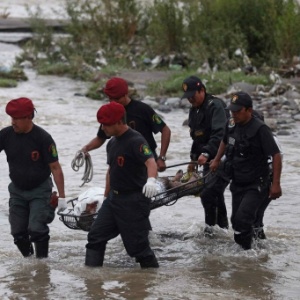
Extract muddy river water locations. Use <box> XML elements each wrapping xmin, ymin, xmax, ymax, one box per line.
<box><xmin>0</xmin><ymin>46</ymin><xmax>299</xmax><ymax>300</ymax></box>
<box><xmin>0</xmin><ymin>1</ymin><xmax>300</xmax><ymax>299</ymax></box>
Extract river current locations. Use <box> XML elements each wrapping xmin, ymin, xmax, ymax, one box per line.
<box><xmin>0</xmin><ymin>1</ymin><xmax>300</xmax><ymax>299</ymax></box>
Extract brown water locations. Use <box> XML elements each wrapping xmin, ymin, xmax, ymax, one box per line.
<box><xmin>0</xmin><ymin>66</ymin><xmax>299</xmax><ymax>299</ymax></box>
<box><xmin>0</xmin><ymin>9</ymin><xmax>300</xmax><ymax>299</ymax></box>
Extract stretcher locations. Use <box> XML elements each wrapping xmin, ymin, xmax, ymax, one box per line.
<box><xmin>58</xmin><ymin>170</ymin><xmax>205</xmax><ymax>232</ymax></box>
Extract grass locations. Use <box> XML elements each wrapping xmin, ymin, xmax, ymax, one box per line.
<box><xmin>84</xmin><ymin>68</ymin><xmax>271</xmax><ymax>100</ymax></box>
<box><xmin>0</xmin><ymin>68</ymin><xmax>28</xmax><ymax>87</ymax></box>
<box><xmin>145</xmin><ymin>70</ymin><xmax>270</xmax><ymax>97</ymax></box>
<box><xmin>0</xmin><ymin>56</ymin><xmax>270</xmax><ymax>99</ymax></box>
<box><xmin>0</xmin><ymin>68</ymin><xmax>27</xmax><ymax>81</ymax></box>
<box><xmin>0</xmin><ymin>79</ymin><xmax>18</xmax><ymax>88</ymax></box>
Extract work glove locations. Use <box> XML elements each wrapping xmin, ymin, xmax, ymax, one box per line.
<box><xmin>142</xmin><ymin>177</ymin><xmax>158</xmax><ymax>198</ymax></box>
<box><xmin>57</xmin><ymin>198</ymin><xmax>68</xmax><ymax>212</ymax></box>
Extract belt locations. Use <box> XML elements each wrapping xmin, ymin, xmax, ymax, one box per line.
<box><xmin>112</xmin><ymin>189</ymin><xmax>142</xmax><ymax>195</ymax></box>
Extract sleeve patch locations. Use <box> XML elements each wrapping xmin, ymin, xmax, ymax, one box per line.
<box><xmin>140</xmin><ymin>144</ymin><xmax>153</xmax><ymax>156</ymax></box>
<box><xmin>152</xmin><ymin>114</ymin><xmax>162</xmax><ymax>125</ymax></box>
<box><xmin>49</xmin><ymin>144</ymin><xmax>58</xmax><ymax>158</ymax></box>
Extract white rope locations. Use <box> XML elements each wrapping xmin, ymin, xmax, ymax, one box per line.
<box><xmin>71</xmin><ymin>151</ymin><xmax>93</xmax><ymax>187</ymax></box>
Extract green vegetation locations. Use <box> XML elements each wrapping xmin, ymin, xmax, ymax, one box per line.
<box><xmin>0</xmin><ymin>79</ymin><xmax>18</xmax><ymax>88</ymax></box>
<box><xmin>0</xmin><ymin>68</ymin><xmax>27</xmax><ymax>88</ymax></box>
<box><xmin>11</xmin><ymin>0</ymin><xmax>300</xmax><ymax>97</ymax></box>
<box><xmin>84</xmin><ymin>69</ymin><xmax>270</xmax><ymax>99</ymax></box>
<box><xmin>0</xmin><ymin>68</ymin><xmax>27</xmax><ymax>80</ymax></box>
<box><xmin>146</xmin><ymin>70</ymin><xmax>270</xmax><ymax>96</ymax></box>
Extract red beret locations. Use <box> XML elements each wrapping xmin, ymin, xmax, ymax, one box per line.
<box><xmin>97</xmin><ymin>101</ymin><xmax>125</xmax><ymax>125</ymax></box>
<box><xmin>6</xmin><ymin>97</ymin><xmax>35</xmax><ymax>118</ymax></box>
<box><xmin>103</xmin><ymin>77</ymin><xmax>128</xmax><ymax>99</ymax></box>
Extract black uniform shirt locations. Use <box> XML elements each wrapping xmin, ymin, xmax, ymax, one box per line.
<box><xmin>0</xmin><ymin>125</ymin><xmax>59</xmax><ymax>190</ymax></box>
<box><xmin>223</xmin><ymin>117</ymin><xmax>280</xmax><ymax>182</ymax></box>
<box><xmin>107</xmin><ymin>128</ymin><xmax>154</xmax><ymax>192</ymax></box>
<box><xmin>188</xmin><ymin>94</ymin><xmax>227</xmax><ymax>158</ymax></box>
<box><xmin>98</xmin><ymin>99</ymin><xmax>166</xmax><ymax>153</ymax></box>
<box><xmin>223</xmin><ymin>118</ymin><xmax>280</xmax><ymax>158</ymax></box>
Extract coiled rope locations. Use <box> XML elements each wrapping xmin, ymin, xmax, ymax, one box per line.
<box><xmin>71</xmin><ymin>151</ymin><xmax>93</xmax><ymax>187</ymax></box>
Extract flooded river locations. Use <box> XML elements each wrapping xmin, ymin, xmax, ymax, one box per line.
<box><xmin>0</xmin><ymin>1</ymin><xmax>300</xmax><ymax>299</ymax></box>
<box><xmin>0</xmin><ymin>49</ymin><xmax>299</xmax><ymax>300</ymax></box>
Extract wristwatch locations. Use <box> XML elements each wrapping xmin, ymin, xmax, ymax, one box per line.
<box><xmin>158</xmin><ymin>155</ymin><xmax>167</xmax><ymax>161</ymax></box>
<box><xmin>201</xmin><ymin>152</ymin><xmax>210</xmax><ymax>159</ymax></box>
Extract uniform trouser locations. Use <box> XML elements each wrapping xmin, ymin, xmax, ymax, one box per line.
<box><xmin>200</xmin><ymin>167</ymin><xmax>229</xmax><ymax>227</ymax></box>
<box><xmin>8</xmin><ymin>178</ymin><xmax>54</xmax><ymax>244</ymax></box>
<box><xmin>230</xmin><ymin>180</ymin><xmax>269</xmax><ymax>249</ymax></box>
<box><xmin>86</xmin><ymin>191</ymin><xmax>155</xmax><ymax>260</ymax></box>
<box><xmin>253</xmin><ymin>193</ymin><xmax>272</xmax><ymax>229</ymax></box>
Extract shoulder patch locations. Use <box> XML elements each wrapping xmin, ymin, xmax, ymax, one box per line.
<box><xmin>49</xmin><ymin>144</ymin><xmax>58</xmax><ymax>158</ymax></box>
<box><xmin>152</xmin><ymin>114</ymin><xmax>162</xmax><ymax>125</ymax></box>
<box><xmin>140</xmin><ymin>144</ymin><xmax>153</xmax><ymax>156</ymax></box>
<box><xmin>228</xmin><ymin>117</ymin><xmax>235</xmax><ymax>128</ymax></box>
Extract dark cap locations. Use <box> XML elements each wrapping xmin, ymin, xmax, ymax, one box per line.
<box><xmin>181</xmin><ymin>76</ymin><xmax>205</xmax><ymax>99</ymax></box>
<box><xmin>97</xmin><ymin>101</ymin><xmax>125</xmax><ymax>125</ymax></box>
<box><xmin>103</xmin><ymin>77</ymin><xmax>128</xmax><ymax>99</ymax></box>
<box><xmin>228</xmin><ymin>92</ymin><xmax>253</xmax><ymax>111</ymax></box>
<box><xmin>6</xmin><ymin>97</ymin><xmax>35</xmax><ymax>118</ymax></box>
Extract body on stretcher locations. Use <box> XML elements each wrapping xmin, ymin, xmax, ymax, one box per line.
<box><xmin>58</xmin><ymin>170</ymin><xmax>205</xmax><ymax>232</ymax></box>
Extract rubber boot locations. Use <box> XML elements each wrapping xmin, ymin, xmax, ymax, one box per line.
<box><xmin>234</xmin><ymin>231</ymin><xmax>253</xmax><ymax>250</ymax></box>
<box><xmin>15</xmin><ymin>240</ymin><xmax>34</xmax><ymax>257</ymax></box>
<box><xmin>253</xmin><ymin>227</ymin><xmax>267</xmax><ymax>240</ymax></box>
<box><xmin>139</xmin><ymin>255</ymin><xmax>159</xmax><ymax>269</ymax></box>
<box><xmin>35</xmin><ymin>240</ymin><xmax>49</xmax><ymax>258</ymax></box>
<box><xmin>85</xmin><ymin>248</ymin><xmax>104</xmax><ymax>267</ymax></box>
<box><xmin>217</xmin><ymin>215</ymin><xmax>229</xmax><ymax>229</ymax></box>
<box><xmin>203</xmin><ymin>224</ymin><xmax>214</xmax><ymax>237</ymax></box>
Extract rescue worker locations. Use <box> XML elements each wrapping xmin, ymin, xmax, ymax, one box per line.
<box><xmin>210</xmin><ymin>91</ymin><xmax>282</xmax><ymax>250</ymax></box>
<box><xmin>182</xmin><ymin>75</ymin><xmax>229</xmax><ymax>235</ymax></box>
<box><xmin>0</xmin><ymin>97</ymin><xmax>66</xmax><ymax>258</ymax></box>
<box><xmin>81</xmin><ymin>77</ymin><xmax>171</xmax><ymax>172</ymax></box>
<box><xmin>85</xmin><ymin>101</ymin><xmax>159</xmax><ymax>268</ymax></box>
